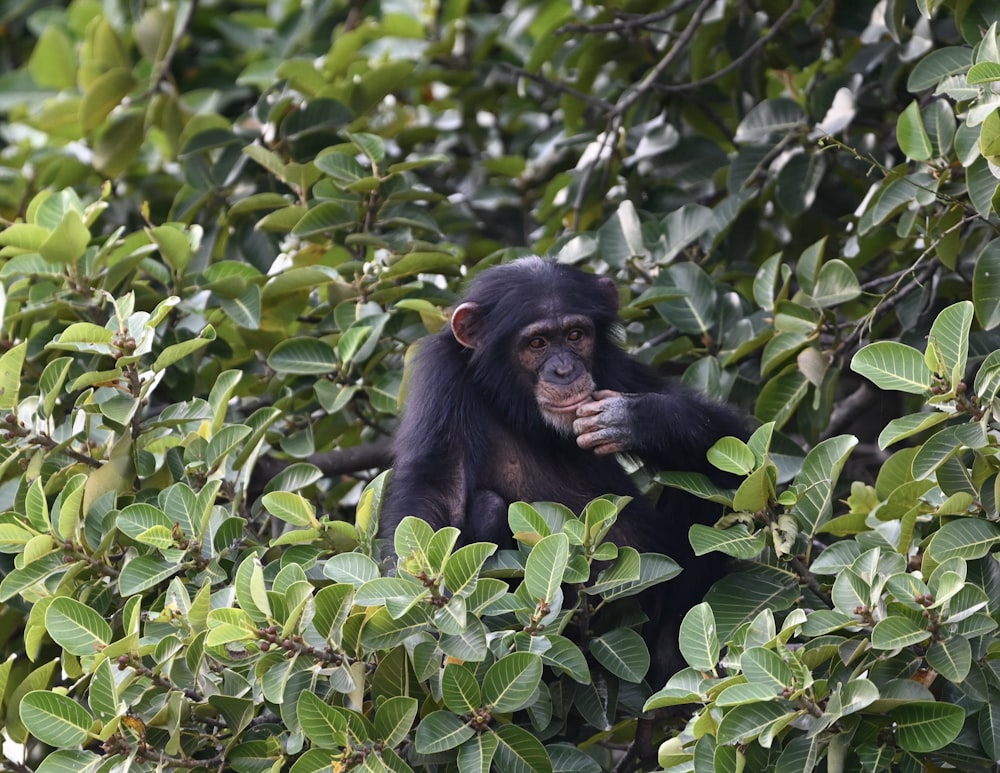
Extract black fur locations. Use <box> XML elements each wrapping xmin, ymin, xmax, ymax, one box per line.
<box><xmin>380</xmin><ymin>257</ymin><xmax>745</xmax><ymax>682</ymax></box>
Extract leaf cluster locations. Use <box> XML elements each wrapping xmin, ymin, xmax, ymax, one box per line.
<box><xmin>2</xmin><ymin>1</ymin><xmax>1000</xmax><ymax>772</ymax></box>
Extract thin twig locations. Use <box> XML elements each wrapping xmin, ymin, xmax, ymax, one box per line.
<box><xmin>146</xmin><ymin>0</ymin><xmax>200</xmax><ymax>98</ymax></box>
<box><xmin>655</xmin><ymin>0</ymin><xmax>805</xmax><ymax>94</ymax></box>
<box><xmin>839</xmin><ymin>261</ymin><xmax>939</xmax><ymax>356</ymax></box>
<box><xmin>558</xmin><ymin>1</ymin><xmax>700</xmax><ymax>35</ymax></box>
<box><xmin>791</xmin><ymin>555</ymin><xmax>833</xmax><ymax>609</ymax></box>
<box><xmin>28</xmin><ymin>434</ymin><xmax>102</xmax><ymax>468</ymax></box>
<box><xmin>499</xmin><ymin>63</ymin><xmax>613</xmax><ymax>112</ymax></box>
<box><xmin>612</xmin><ymin>0</ymin><xmax>717</xmax><ymax>119</ymax></box>
<box><xmin>0</xmin><ymin>759</ymin><xmax>33</xmax><ymax>773</ymax></box>
<box><xmin>822</xmin><ymin>382</ymin><xmax>875</xmax><ymax>440</ymax></box>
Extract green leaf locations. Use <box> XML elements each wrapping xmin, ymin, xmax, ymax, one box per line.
<box><xmin>654</xmin><ymin>263</ymin><xmax>717</xmax><ymax>336</ymax></box>
<box><xmin>734</xmin><ymin>98</ymin><xmax>806</xmax><ymax>143</ymax></box>
<box><xmin>296</xmin><ymin>691</ymin><xmax>347</xmax><ymax>748</ymax></box>
<box><xmin>483</xmin><ymin>653</ymin><xmax>543</xmax><ymax>713</ymax></box>
<box><xmin>375</xmin><ymin>695</ymin><xmax>419</xmax><ymax>749</ymax></box>
<box><xmin>261</xmin><ymin>491</ymin><xmax>318</xmax><ymax>528</ymax></box>
<box><xmin>597</xmin><ymin>200</ymin><xmax>649</xmax><ymax>267</ymax></box>
<box><xmin>588</xmin><ymin>550</ymin><xmax>680</xmax><ymax>601</ymax></box>
<box><xmin>755</xmin><ymin>367</ymin><xmax>808</xmax><ymax>429</ymax></box>
<box><xmin>493</xmin><ymin>723</ymin><xmax>554</xmax><ymax>773</ymax></box>
<box><xmin>28</xmin><ymin>26</ymin><xmax>77</xmax><ymax>89</ymax></box>
<box><xmin>0</xmin><ymin>554</ymin><xmax>65</xmax><ymax>603</ymax></box>
<box><xmin>907</xmin><ymin>47</ymin><xmax>970</xmax><ymax>91</ymax></box>
<box><xmin>20</xmin><ymin>690</ymin><xmax>93</xmax><ymax>747</ymax></box>
<box><xmin>732</xmin><ymin>463</ymin><xmax>776</xmax><ymax>512</ymax></box>
<box><xmin>234</xmin><ymin>555</ymin><xmax>271</xmax><ymax>623</ymax></box>
<box><xmin>927</xmin><ymin>300</ymin><xmax>973</xmax><ymax>386</ymax></box>
<box><xmin>393</xmin><ymin>516</ymin><xmax>433</xmax><ymax>563</ymax></box>
<box><xmin>266</xmin><ymin>337</ymin><xmax>337</xmax><ymax>374</ymax></box>
<box><xmin>967</xmin><ymin>157</ymin><xmax>999</xmax><ymax>219</ymax></box>
<box><xmin>911</xmin><ymin>422</ymin><xmax>986</xmax><ymax>480</ymax></box>
<box><xmin>877</xmin><ymin>411</ymin><xmax>951</xmax><ymax>449</ymax></box>
<box><xmin>0</xmin><ymin>341</ymin><xmax>26</xmax><ymax>409</ymax></box>
<box><xmin>741</xmin><ymin>646</ymin><xmax>792</xmax><ymax>688</ymax></box>
<box><xmin>589</xmin><ymin>628</ymin><xmax>649</xmax><ymax>683</ymax></box>
<box><xmin>536</xmin><ymin>634</ymin><xmax>591</xmax><ymax>684</ymax></box>
<box><xmin>117</xmin><ymin>503</ymin><xmax>172</xmax><ymax>540</ymax></box>
<box><xmin>851</xmin><ymin>342</ymin><xmax>931</xmax><ymax>393</ymax></box>
<box><xmin>524</xmin><ymin>532</ymin><xmax>568</xmax><ymax>604</ymax></box>
<box><xmin>897</xmin><ymin>101</ymin><xmax>934</xmax><ymax>160</ymax></box>
<box><xmin>151</xmin><ymin>326</ymin><xmax>215</xmax><ymax>371</ymax></box>
<box><xmin>457</xmin><ymin>732</ymin><xmax>500</xmax><ymax>773</ymax></box>
<box><xmin>292</xmin><ymin>201</ymin><xmax>358</xmax><ymax>235</ymax></box>
<box><xmin>795</xmin><ymin>434</ymin><xmax>858</xmax><ymax>538</ymax></box>
<box><xmin>413</xmin><ymin>710</ymin><xmax>474</xmax><ymax>754</ymax></box>
<box><xmin>323</xmin><ymin>553</ymin><xmax>381</xmax><ymax>586</ymax></box>
<box><xmin>807</xmin><ymin>259</ymin><xmax>861</xmax><ymax>307</ymax></box>
<box><xmin>645</xmin><ymin>670</ymin><xmax>706</xmax><ymax>710</ymax></box>
<box><xmin>689</xmin><ymin>523</ymin><xmax>766</xmax><ymax>559</ymax></box>
<box><xmin>80</xmin><ymin>67</ymin><xmax>135</xmax><ymax>131</ymax></box>
<box><xmin>707</xmin><ymin>437</ymin><xmax>755</xmax><ymax>475</ymax></box>
<box><xmin>926</xmin><ymin>636</ymin><xmax>972</xmax><ymax>683</ymax></box>
<box><xmin>657</xmin><ymin>470</ymin><xmax>735</xmax><ymax>505</ymax></box>
<box><xmin>33</xmin><ymin>751</ymin><xmax>102</xmax><ymax>773</ymax></box>
<box><xmin>982</xmin><ymin>107</ymin><xmax>1000</xmax><ymax>164</ymax></box>
<box><xmin>93</xmin><ymin>112</ymin><xmax>145</xmax><ymax>177</ymax></box>
<box><xmin>716</xmin><ymin>701</ymin><xmax>789</xmax><ymax>745</ymax></box>
<box><xmin>118</xmin><ymin>555</ymin><xmax>180</xmax><ymax>596</ymax></box>
<box><xmin>980</xmin><ymin>698</ymin><xmax>1000</xmax><ymax>760</ymax></box>
<box><xmin>679</xmin><ymin>602</ymin><xmax>719</xmax><ymax>672</ymax></box>
<box><xmin>975</xmin><ymin>350</ymin><xmax>1000</xmax><ymax>401</ymax></box>
<box><xmin>0</xmin><ymin>223</ymin><xmax>49</xmax><ymax>251</ymax></box>
<box><xmin>314</xmin><ymin>151</ymin><xmax>366</xmax><ymax>183</ymax></box>
<box><xmin>973</xmin><ymin>239</ymin><xmax>1000</xmax><ymax>329</ymax></box>
<box><xmin>39</xmin><ymin>209</ymin><xmax>91</xmax><ymax>264</ymax></box>
<box><xmin>705</xmin><ymin>567</ymin><xmax>800</xmax><ymax>642</ymax></box>
<box><xmin>871</xmin><ymin>615</ymin><xmax>931</xmax><ymax>649</ymax></box>
<box><xmin>715</xmin><ymin>681</ymin><xmax>782</xmax><ymax>706</ymax></box>
<box><xmin>967</xmin><ymin>61</ymin><xmax>1000</xmax><ymax>83</ymax></box>
<box><xmin>442</xmin><ymin>662</ymin><xmax>482</xmax><ymax>714</ymax></box>
<box><xmin>660</xmin><ymin>204</ymin><xmax>714</xmax><ymax>265</ymax></box>
<box><xmin>219</xmin><ymin>285</ymin><xmax>262</xmax><ymax>329</ymax></box>
<box><xmin>347</xmin><ymin>131</ymin><xmax>387</xmax><ymax>164</ymax></box>
<box><xmin>443</xmin><ymin>542</ymin><xmax>496</xmax><ymax>598</ymax></box>
<box><xmin>205</xmin><ymin>608</ymin><xmax>257</xmax><ymax>647</ymax></box>
<box><xmin>890</xmin><ymin>701</ymin><xmax>964</xmax><ymax>752</ymax></box>
<box><xmin>207</xmin><ymin>696</ymin><xmax>254</xmax><ymax>736</ymax></box>
<box><xmin>926</xmin><ymin>517</ymin><xmax>1000</xmax><ymax>562</ymax></box>
<box><xmin>44</xmin><ymin>597</ymin><xmax>113</xmax><ymax>656</ymax></box>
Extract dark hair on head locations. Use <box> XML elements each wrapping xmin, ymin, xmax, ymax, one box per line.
<box><xmin>458</xmin><ymin>258</ymin><xmax>619</xmax><ymax>359</ymax></box>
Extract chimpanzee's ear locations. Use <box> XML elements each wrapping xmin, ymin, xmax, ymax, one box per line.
<box><xmin>596</xmin><ymin>276</ymin><xmax>619</xmax><ymax>314</ymax></box>
<box><xmin>450</xmin><ymin>302</ymin><xmax>483</xmax><ymax>349</ymax></box>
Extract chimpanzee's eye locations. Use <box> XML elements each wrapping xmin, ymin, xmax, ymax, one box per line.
<box><xmin>567</xmin><ymin>328</ymin><xmax>584</xmax><ymax>342</ymax></box>
<box><xmin>528</xmin><ymin>337</ymin><xmax>547</xmax><ymax>349</ymax></box>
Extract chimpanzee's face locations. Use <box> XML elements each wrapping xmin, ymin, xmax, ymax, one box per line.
<box><xmin>515</xmin><ymin>314</ymin><xmax>596</xmax><ymax>434</ymax></box>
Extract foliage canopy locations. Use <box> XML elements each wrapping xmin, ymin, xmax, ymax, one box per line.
<box><xmin>2</xmin><ymin>1</ymin><xmax>1000</xmax><ymax>772</ymax></box>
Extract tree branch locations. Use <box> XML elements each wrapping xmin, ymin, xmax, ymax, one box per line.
<box><xmin>558</xmin><ymin>1</ymin><xmax>700</xmax><ymax>35</ymax></box>
<box><xmin>249</xmin><ymin>437</ymin><xmax>393</xmax><ymax>502</ymax></box>
<box><xmin>654</xmin><ymin>0</ymin><xmax>805</xmax><ymax>94</ymax></box>
<box><xmin>499</xmin><ymin>63</ymin><xmax>613</xmax><ymax>112</ymax></box>
<box><xmin>821</xmin><ymin>382</ymin><xmax>876</xmax><ymax>440</ymax></box>
<box><xmin>612</xmin><ymin>0</ymin><xmax>717</xmax><ymax>118</ymax></box>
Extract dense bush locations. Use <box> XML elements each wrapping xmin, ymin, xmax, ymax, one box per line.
<box><xmin>2</xmin><ymin>1</ymin><xmax>1000</xmax><ymax>771</ymax></box>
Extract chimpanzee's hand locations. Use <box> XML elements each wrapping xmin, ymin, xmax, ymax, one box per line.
<box><xmin>573</xmin><ymin>389</ymin><xmax>637</xmax><ymax>455</ymax></box>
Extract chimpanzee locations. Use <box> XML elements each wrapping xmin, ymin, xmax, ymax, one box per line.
<box><xmin>379</xmin><ymin>257</ymin><xmax>745</xmax><ymax>682</ymax></box>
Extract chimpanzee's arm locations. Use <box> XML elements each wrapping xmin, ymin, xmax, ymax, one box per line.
<box><xmin>378</xmin><ymin>458</ymin><xmax>465</xmax><ymax>540</ymax></box>
<box><xmin>573</xmin><ymin>387</ymin><xmax>744</xmax><ymax>474</ymax></box>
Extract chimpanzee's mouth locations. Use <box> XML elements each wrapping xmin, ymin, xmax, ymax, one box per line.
<box><xmin>542</xmin><ymin>397</ymin><xmax>591</xmax><ymax>414</ymax></box>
